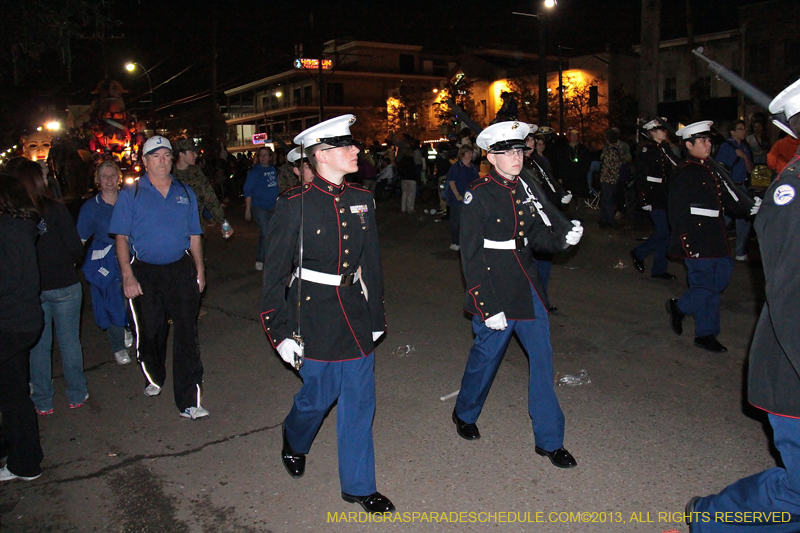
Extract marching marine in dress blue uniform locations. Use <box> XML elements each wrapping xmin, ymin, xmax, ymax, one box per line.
<box><xmin>685</xmin><ymin>78</ymin><xmax>800</xmax><ymax>533</ymax></box>
<box><xmin>451</xmin><ymin>121</ymin><xmax>584</xmax><ymax>469</ymax></box>
<box><xmin>259</xmin><ymin>115</ymin><xmax>394</xmax><ymax>514</ymax></box>
<box><xmin>630</xmin><ymin>118</ymin><xmax>679</xmax><ymax>279</ymax></box>
<box><xmin>665</xmin><ymin>121</ymin><xmax>760</xmax><ymax>353</ymax></box>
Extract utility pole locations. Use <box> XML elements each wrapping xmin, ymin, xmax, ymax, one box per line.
<box><xmin>537</xmin><ymin>5</ymin><xmax>549</xmax><ymax>126</ymax></box>
<box><xmin>638</xmin><ymin>0</ymin><xmax>661</xmax><ymax>120</ymax></box>
<box><xmin>210</xmin><ymin>3</ymin><xmax>219</xmax><ymax>140</ymax></box>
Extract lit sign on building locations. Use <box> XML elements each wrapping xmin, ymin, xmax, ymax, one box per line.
<box><xmin>252</xmin><ymin>133</ymin><xmax>267</xmax><ymax>145</ymax></box>
<box><xmin>294</xmin><ymin>58</ymin><xmax>333</xmax><ymax>70</ymax></box>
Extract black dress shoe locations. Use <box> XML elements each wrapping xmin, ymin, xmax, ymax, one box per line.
<box><xmin>630</xmin><ymin>250</ymin><xmax>644</xmax><ymax>273</ymax></box>
<box><xmin>547</xmin><ymin>305</ymin><xmax>558</xmax><ymax>313</ymax></box>
<box><xmin>652</xmin><ymin>272</ymin><xmax>676</xmax><ymax>280</ymax></box>
<box><xmin>694</xmin><ymin>335</ymin><xmax>728</xmax><ymax>353</ymax></box>
<box><xmin>685</xmin><ymin>495</ymin><xmax>701</xmax><ymax>527</ymax></box>
<box><xmin>535</xmin><ymin>446</ymin><xmax>577</xmax><ymax>469</ymax></box>
<box><xmin>666</xmin><ymin>299</ymin><xmax>684</xmax><ymax>336</ymax></box>
<box><xmin>342</xmin><ymin>491</ymin><xmax>396</xmax><ymax>514</ymax></box>
<box><xmin>452</xmin><ymin>409</ymin><xmax>481</xmax><ymax>440</ymax></box>
<box><xmin>281</xmin><ymin>425</ymin><xmax>306</xmax><ymax>478</ymax></box>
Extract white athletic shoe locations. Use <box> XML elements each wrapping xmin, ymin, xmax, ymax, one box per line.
<box><xmin>180</xmin><ymin>405</ymin><xmax>210</xmax><ymax>420</ymax></box>
<box><xmin>124</xmin><ymin>328</ymin><xmax>134</xmax><ymax>348</ymax></box>
<box><xmin>0</xmin><ymin>465</ymin><xmax>41</xmax><ymax>482</ymax></box>
<box><xmin>449</xmin><ymin>244</ymin><xmax>461</xmax><ymax>251</ymax></box>
<box><xmin>144</xmin><ymin>384</ymin><xmax>162</xmax><ymax>397</ymax></box>
<box><xmin>114</xmin><ymin>350</ymin><xmax>132</xmax><ymax>365</ymax></box>
<box><xmin>255</xmin><ymin>261</ymin><xmax>264</xmax><ymax>271</ymax></box>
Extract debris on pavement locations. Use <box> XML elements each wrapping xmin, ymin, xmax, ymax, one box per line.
<box><xmin>554</xmin><ymin>369</ymin><xmax>591</xmax><ymax>387</ymax></box>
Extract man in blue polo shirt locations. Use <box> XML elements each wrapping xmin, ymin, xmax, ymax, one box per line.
<box><xmin>109</xmin><ymin>135</ymin><xmax>208</xmax><ymax>420</ymax></box>
<box><xmin>244</xmin><ymin>146</ymin><xmax>279</xmax><ymax>271</ymax></box>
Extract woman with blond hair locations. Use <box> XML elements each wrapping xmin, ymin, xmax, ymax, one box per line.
<box><xmin>77</xmin><ymin>161</ymin><xmax>132</xmax><ymax>365</ymax></box>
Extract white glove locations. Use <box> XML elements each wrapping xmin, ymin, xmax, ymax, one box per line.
<box><xmin>485</xmin><ymin>312</ymin><xmax>508</xmax><ymax>331</ymax></box>
<box><xmin>750</xmin><ymin>196</ymin><xmax>762</xmax><ymax>216</ymax></box>
<box><xmin>372</xmin><ymin>331</ymin><xmax>384</xmax><ymax>342</ymax></box>
<box><xmin>277</xmin><ymin>339</ymin><xmax>303</xmax><ymax>365</ymax></box>
<box><xmin>565</xmin><ymin>220</ymin><xmax>584</xmax><ymax>246</ymax></box>
<box><xmin>561</xmin><ymin>191</ymin><xmax>573</xmax><ymax>204</ymax></box>
<box><xmin>642</xmin><ymin>204</ymin><xmax>652</xmax><ymax>211</ymax></box>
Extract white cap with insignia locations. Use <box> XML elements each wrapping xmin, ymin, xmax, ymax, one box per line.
<box><xmin>293</xmin><ymin>114</ymin><xmax>358</xmax><ymax>149</ymax></box>
<box><xmin>643</xmin><ymin>117</ymin><xmax>668</xmax><ymax>131</ymax></box>
<box><xmin>143</xmin><ymin>135</ymin><xmax>172</xmax><ymax>155</ymax></box>
<box><xmin>525</xmin><ymin>124</ymin><xmax>540</xmax><ymax>138</ymax></box>
<box><xmin>675</xmin><ymin>121</ymin><xmax>713</xmax><ymax>139</ymax></box>
<box><xmin>477</xmin><ymin>121</ymin><xmax>531</xmax><ymax>152</ymax></box>
<box><xmin>769</xmin><ymin>77</ymin><xmax>800</xmax><ymax>138</ymax></box>
<box><xmin>287</xmin><ymin>147</ymin><xmax>304</xmax><ymax>164</ymax></box>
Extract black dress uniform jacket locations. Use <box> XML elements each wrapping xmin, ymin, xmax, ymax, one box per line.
<box><xmin>749</xmin><ymin>152</ymin><xmax>800</xmax><ymax>417</ymax></box>
<box><xmin>461</xmin><ymin>170</ymin><xmax>572</xmax><ymax>320</ymax></box>
<box><xmin>667</xmin><ymin>156</ymin><xmax>751</xmax><ymax>259</ymax></box>
<box><xmin>635</xmin><ymin>139</ymin><xmax>677</xmax><ymax>210</ymax></box>
<box><xmin>260</xmin><ymin>175</ymin><xmax>385</xmax><ymax>362</ymax></box>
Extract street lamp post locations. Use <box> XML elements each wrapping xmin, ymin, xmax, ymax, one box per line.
<box><xmin>513</xmin><ymin>1</ymin><xmax>556</xmax><ymax>127</ymax></box>
<box><xmin>125</xmin><ymin>62</ymin><xmax>154</xmax><ymax>110</ymax></box>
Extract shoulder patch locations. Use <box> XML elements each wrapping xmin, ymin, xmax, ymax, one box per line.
<box><xmin>463</xmin><ymin>191</ymin><xmax>473</xmax><ymax>205</ymax></box>
<box><xmin>774</xmin><ymin>184</ymin><xmax>795</xmax><ymax>206</ymax></box>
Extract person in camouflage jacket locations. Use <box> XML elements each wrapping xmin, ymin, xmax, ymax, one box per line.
<box><xmin>173</xmin><ymin>139</ymin><xmax>232</xmax><ymax>238</ymax></box>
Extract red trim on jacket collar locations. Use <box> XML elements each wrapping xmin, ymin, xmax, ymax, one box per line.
<box><xmin>311</xmin><ymin>174</ymin><xmax>346</xmax><ymax>196</ymax></box>
<box><xmin>488</xmin><ymin>169</ymin><xmax>518</xmax><ymax>189</ymax></box>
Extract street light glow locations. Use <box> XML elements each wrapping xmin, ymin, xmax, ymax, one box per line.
<box><xmin>544</xmin><ymin>0</ymin><xmax>556</xmax><ymax>7</ymax></box>
<box><xmin>275</xmin><ymin>91</ymin><xmax>282</xmax><ymax>97</ymax></box>
<box><xmin>46</xmin><ymin>121</ymin><xmax>60</xmax><ymax>130</ymax></box>
<box><xmin>125</xmin><ymin>62</ymin><xmax>136</xmax><ymax>72</ymax></box>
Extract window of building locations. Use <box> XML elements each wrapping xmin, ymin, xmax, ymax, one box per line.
<box><xmin>588</xmin><ymin>86</ymin><xmax>598</xmax><ymax>107</ymax></box>
<box><xmin>292</xmin><ymin>88</ymin><xmax>301</xmax><ymax>105</ymax></box>
<box><xmin>433</xmin><ymin>60</ymin><xmax>448</xmax><ymax>76</ymax></box>
<box><xmin>290</xmin><ymin>119</ymin><xmax>303</xmax><ymax>132</ymax></box>
<box><xmin>786</xmin><ymin>39</ymin><xmax>800</xmax><ymax>68</ymax></box>
<box><xmin>747</xmin><ymin>43</ymin><xmax>771</xmax><ymax>73</ymax></box>
<box><xmin>303</xmin><ymin>86</ymin><xmax>313</xmax><ymax>105</ymax></box>
<box><xmin>272</xmin><ymin>122</ymin><xmax>284</xmax><ymax>134</ymax></box>
<box><xmin>422</xmin><ymin>60</ymin><xmax>433</xmax><ymax>74</ymax></box>
<box><xmin>697</xmin><ymin>76</ymin><xmax>711</xmax><ymax>99</ymax></box>
<box><xmin>399</xmin><ymin>54</ymin><xmax>415</xmax><ymax>74</ymax></box>
<box><xmin>327</xmin><ymin>83</ymin><xmax>344</xmax><ymax>106</ymax></box>
<box><xmin>305</xmin><ymin>117</ymin><xmax>319</xmax><ymax>129</ymax></box>
<box><xmin>663</xmin><ymin>76</ymin><xmax>677</xmax><ymax>102</ymax></box>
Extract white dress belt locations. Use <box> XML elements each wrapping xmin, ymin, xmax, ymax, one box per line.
<box><xmin>690</xmin><ymin>207</ymin><xmax>720</xmax><ymax>217</ymax></box>
<box><xmin>293</xmin><ymin>267</ymin><xmax>360</xmax><ymax>286</ymax></box>
<box><xmin>484</xmin><ymin>237</ymin><xmax>529</xmax><ymax>250</ymax></box>
<box><xmin>646</xmin><ymin>176</ymin><xmax>663</xmax><ymax>183</ymax></box>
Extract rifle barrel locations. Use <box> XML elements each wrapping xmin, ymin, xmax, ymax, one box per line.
<box><xmin>691</xmin><ymin>48</ymin><xmax>773</xmax><ymax>110</ymax></box>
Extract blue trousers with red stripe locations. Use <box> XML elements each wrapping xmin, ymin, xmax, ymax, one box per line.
<box><xmin>283</xmin><ymin>354</ymin><xmax>377</xmax><ymax>497</ymax></box>
<box><xmin>677</xmin><ymin>257</ymin><xmax>734</xmax><ymax>337</ymax></box>
<box><xmin>692</xmin><ymin>413</ymin><xmax>800</xmax><ymax>532</ymax></box>
<box><xmin>455</xmin><ymin>290</ymin><xmax>565</xmax><ymax>451</ymax></box>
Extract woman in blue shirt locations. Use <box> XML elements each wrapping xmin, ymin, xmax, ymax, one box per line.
<box><xmin>446</xmin><ymin>145</ymin><xmax>480</xmax><ymax>251</ymax></box>
<box><xmin>77</xmin><ymin>162</ymin><xmax>132</xmax><ymax>365</ymax></box>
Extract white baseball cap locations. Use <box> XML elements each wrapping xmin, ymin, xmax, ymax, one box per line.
<box><xmin>143</xmin><ymin>135</ymin><xmax>172</xmax><ymax>155</ymax></box>
<box><xmin>476</xmin><ymin>121</ymin><xmax>531</xmax><ymax>151</ymax></box>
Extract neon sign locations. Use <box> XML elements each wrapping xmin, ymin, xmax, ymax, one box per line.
<box><xmin>252</xmin><ymin>133</ymin><xmax>267</xmax><ymax>144</ymax></box>
<box><xmin>294</xmin><ymin>58</ymin><xmax>332</xmax><ymax>70</ymax></box>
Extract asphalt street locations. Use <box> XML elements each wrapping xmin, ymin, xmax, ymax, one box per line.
<box><xmin>0</xmin><ymin>193</ymin><xmax>774</xmax><ymax>533</ymax></box>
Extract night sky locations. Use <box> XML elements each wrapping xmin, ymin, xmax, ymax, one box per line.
<box><xmin>0</xmin><ymin>0</ymin><xmax>753</xmax><ymax>138</ymax></box>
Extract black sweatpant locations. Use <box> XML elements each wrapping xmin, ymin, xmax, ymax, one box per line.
<box><xmin>0</xmin><ymin>329</ymin><xmax>44</xmax><ymax>477</ymax></box>
<box><xmin>129</xmin><ymin>254</ymin><xmax>203</xmax><ymax>412</ymax></box>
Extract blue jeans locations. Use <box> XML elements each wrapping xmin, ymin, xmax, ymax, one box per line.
<box><xmin>599</xmin><ymin>183</ymin><xmax>617</xmax><ymax>225</ymax></box>
<box><xmin>693</xmin><ymin>414</ymin><xmax>800</xmax><ymax>533</ymax></box>
<box><xmin>29</xmin><ymin>282</ymin><xmax>88</xmax><ymax>410</ymax></box>
<box><xmin>252</xmin><ymin>207</ymin><xmax>274</xmax><ymax>263</ymax></box>
<box><xmin>724</xmin><ymin>215</ymin><xmax>752</xmax><ymax>257</ymax></box>
<box><xmin>107</xmin><ymin>325</ymin><xmax>126</xmax><ymax>353</ymax></box>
